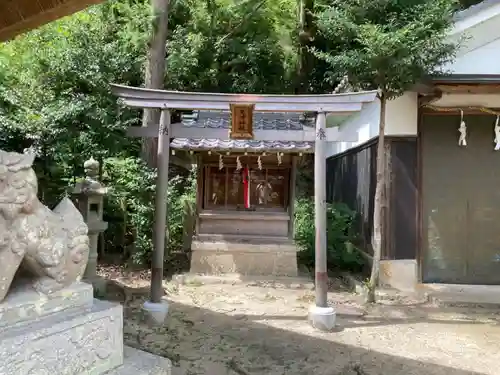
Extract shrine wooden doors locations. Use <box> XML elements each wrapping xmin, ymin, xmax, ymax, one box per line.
<box><xmin>421</xmin><ymin>114</ymin><xmax>500</xmax><ymax>284</ymax></box>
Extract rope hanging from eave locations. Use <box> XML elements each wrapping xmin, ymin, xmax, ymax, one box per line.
<box><xmin>424</xmin><ymin>104</ymin><xmax>500</xmax><ymax>116</ymax></box>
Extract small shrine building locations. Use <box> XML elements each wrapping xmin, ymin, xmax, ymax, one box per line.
<box><xmin>112</xmin><ymin>85</ymin><xmax>378</xmax><ymax>284</ymax></box>
<box><xmin>171</xmin><ymin>110</ymin><xmax>314</xmax><ymax>276</ymax></box>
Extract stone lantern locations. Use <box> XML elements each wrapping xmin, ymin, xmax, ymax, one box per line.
<box><xmin>72</xmin><ymin>157</ymin><xmax>108</xmax><ymax>289</ymax></box>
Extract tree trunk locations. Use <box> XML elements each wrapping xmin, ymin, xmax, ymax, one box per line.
<box><xmin>366</xmin><ymin>93</ymin><xmax>387</xmax><ymax>304</ymax></box>
<box><xmin>142</xmin><ymin>0</ymin><xmax>170</xmax><ymax>167</ymax></box>
<box><xmin>296</xmin><ymin>0</ymin><xmax>315</xmax><ymax>94</ymax></box>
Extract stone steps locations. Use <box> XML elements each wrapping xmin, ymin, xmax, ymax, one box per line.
<box><xmin>195</xmin><ymin>233</ymin><xmax>293</xmax><ymax>245</ymax></box>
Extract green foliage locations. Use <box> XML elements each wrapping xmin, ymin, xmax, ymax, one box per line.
<box><xmin>294</xmin><ymin>197</ymin><xmax>364</xmax><ymax>272</ymax></box>
<box><xmin>166</xmin><ymin>0</ymin><xmax>296</xmax><ymax>93</ymax></box>
<box><xmin>0</xmin><ymin>0</ymin><xmax>467</xmax><ymax>274</ymax></box>
<box><xmin>0</xmin><ymin>0</ymin><xmax>298</xmax><ymax>267</ymax></box>
<box><xmin>0</xmin><ymin>3</ymin><xmax>143</xmax><ymax>203</ymax></box>
<box><xmin>165</xmin><ymin>166</ymin><xmax>197</xmax><ymax>256</ymax></box>
<box><xmin>103</xmin><ymin>157</ymin><xmax>196</xmax><ymax>265</ymax></box>
<box><xmin>103</xmin><ymin>157</ymin><xmax>156</xmax><ymax>264</ymax></box>
<box><xmin>313</xmin><ymin>0</ymin><xmax>460</xmax><ymax>97</ymax></box>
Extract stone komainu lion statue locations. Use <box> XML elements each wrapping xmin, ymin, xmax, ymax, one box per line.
<box><xmin>0</xmin><ymin>150</ymin><xmax>89</xmax><ymax>303</ymax></box>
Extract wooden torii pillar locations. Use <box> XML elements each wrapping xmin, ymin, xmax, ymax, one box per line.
<box><xmin>111</xmin><ymin>84</ymin><xmax>377</xmax><ymax>330</ymax></box>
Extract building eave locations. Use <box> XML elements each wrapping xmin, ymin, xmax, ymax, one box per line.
<box><xmin>453</xmin><ymin>0</ymin><xmax>500</xmax><ymax>24</ymax></box>
<box><xmin>431</xmin><ymin>74</ymin><xmax>500</xmax><ymax>84</ymax></box>
<box><xmin>451</xmin><ymin>0</ymin><xmax>500</xmax><ymax>36</ymax></box>
<box><xmin>0</xmin><ymin>0</ymin><xmax>103</xmax><ymax>42</ymax></box>
<box><xmin>444</xmin><ymin>0</ymin><xmax>500</xmax><ymax>61</ymax></box>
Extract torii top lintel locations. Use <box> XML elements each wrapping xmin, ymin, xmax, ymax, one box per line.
<box><xmin>110</xmin><ymin>84</ymin><xmax>378</xmax><ymax>113</ymax></box>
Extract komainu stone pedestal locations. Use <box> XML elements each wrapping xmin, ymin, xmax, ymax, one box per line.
<box><xmin>0</xmin><ymin>282</ymin><xmax>171</xmax><ymax>375</ymax></box>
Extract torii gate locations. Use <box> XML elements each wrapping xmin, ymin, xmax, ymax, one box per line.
<box><xmin>111</xmin><ymin>84</ymin><xmax>377</xmax><ymax>330</ymax></box>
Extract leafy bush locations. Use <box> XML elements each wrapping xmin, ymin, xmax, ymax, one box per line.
<box><xmin>294</xmin><ymin>197</ymin><xmax>364</xmax><ymax>273</ymax></box>
<box><xmin>102</xmin><ymin>157</ymin><xmax>196</xmax><ymax>265</ymax></box>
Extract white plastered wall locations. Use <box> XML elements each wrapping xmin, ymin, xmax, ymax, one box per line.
<box><xmin>441</xmin><ymin>35</ymin><xmax>500</xmax><ymax>75</ymax></box>
<box><xmin>328</xmin><ymin>92</ymin><xmax>419</xmax><ymax>158</ymax></box>
<box><xmin>441</xmin><ymin>1</ymin><xmax>500</xmax><ymax>75</ymax></box>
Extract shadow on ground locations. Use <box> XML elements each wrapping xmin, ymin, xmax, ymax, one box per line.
<box><xmin>103</xmin><ymin>282</ymin><xmax>490</xmax><ymax>375</ymax></box>
<box><xmin>232</xmin><ymin>310</ymin><xmax>496</xmax><ymax>330</ymax></box>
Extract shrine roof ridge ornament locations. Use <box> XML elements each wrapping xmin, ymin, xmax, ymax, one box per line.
<box><xmin>110</xmin><ymin>84</ymin><xmax>378</xmax><ymax>113</ymax></box>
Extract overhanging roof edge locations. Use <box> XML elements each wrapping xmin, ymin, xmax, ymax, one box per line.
<box><xmin>431</xmin><ymin>74</ymin><xmax>500</xmax><ymax>84</ymax></box>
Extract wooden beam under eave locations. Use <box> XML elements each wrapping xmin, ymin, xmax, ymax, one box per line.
<box><xmin>170</xmin><ymin>153</ymin><xmax>195</xmax><ymax>170</ymax></box>
<box><xmin>428</xmin><ymin>93</ymin><xmax>500</xmax><ymax>109</ymax></box>
<box><xmin>412</xmin><ymin>82</ymin><xmax>438</xmax><ymax>95</ymax></box>
<box><xmin>421</xmin><ymin>107</ymin><xmax>500</xmax><ymax>116</ymax></box>
<box><xmin>0</xmin><ymin>0</ymin><xmax>103</xmax><ymax>42</ymax></box>
<box><xmin>434</xmin><ymin>84</ymin><xmax>500</xmax><ymax>94</ymax></box>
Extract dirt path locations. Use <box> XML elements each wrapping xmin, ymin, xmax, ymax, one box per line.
<box><xmin>98</xmin><ymin>268</ymin><xmax>500</xmax><ymax>375</ymax></box>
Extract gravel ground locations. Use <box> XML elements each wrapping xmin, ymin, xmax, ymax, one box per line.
<box><xmin>99</xmin><ymin>268</ymin><xmax>500</xmax><ymax>375</ymax></box>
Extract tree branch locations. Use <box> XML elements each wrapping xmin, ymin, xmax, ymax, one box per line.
<box><xmin>214</xmin><ymin>0</ymin><xmax>267</xmax><ymax>47</ymax></box>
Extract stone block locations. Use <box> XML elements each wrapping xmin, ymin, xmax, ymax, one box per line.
<box><xmin>0</xmin><ymin>281</ymin><xmax>93</xmax><ymax>329</ymax></box>
<box><xmin>380</xmin><ymin>259</ymin><xmax>418</xmax><ymax>292</ymax></box>
<box><xmin>0</xmin><ymin>299</ymin><xmax>123</xmax><ymax>375</ymax></box>
<box><xmin>106</xmin><ymin>346</ymin><xmax>171</xmax><ymax>375</ymax></box>
<box><xmin>190</xmin><ymin>242</ymin><xmax>298</xmax><ymax>277</ymax></box>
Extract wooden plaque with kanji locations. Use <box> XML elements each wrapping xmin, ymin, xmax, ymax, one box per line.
<box><xmin>230</xmin><ymin>104</ymin><xmax>254</xmax><ymax>139</ymax></box>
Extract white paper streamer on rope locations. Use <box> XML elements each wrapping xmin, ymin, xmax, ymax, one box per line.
<box><xmin>494</xmin><ymin>116</ymin><xmax>500</xmax><ymax>151</ymax></box>
<box><xmin>236</xmin><ymin>156</ymin><xmax>242</xmax><ymax>171</ymax></box>
<box><xmin>277</xmin><ymin>152</ymin><xmax>282</xmax><ymax>165</ymax></box>
<box><xmin>219</xmin><ymin>154</ymin><xmax>224</xmax><ymax>170</ymax></box>
<box><xmin>458</xmin><ymin>110</ymin><xmax>467</xmax><ymax>147</ymax></box>
<box><xmin>257</xmin><ymin>155</ymin><xmax>262</xmax><ymax>170</ymax></box>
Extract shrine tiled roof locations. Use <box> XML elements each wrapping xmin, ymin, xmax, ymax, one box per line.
<box><xmin>179</xmin><ymin>110</ymin><xmax>315</xmax><ymax>130</ymax></box>
<box><xmin>170</xmin><ymin>138</ymin><xmax>314</xmax><ymax>153</ymax></box>
<box><xmin>170</xmin><ymin>111</ymin><xmax>315</xmax><ymax>153</ymax></box>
